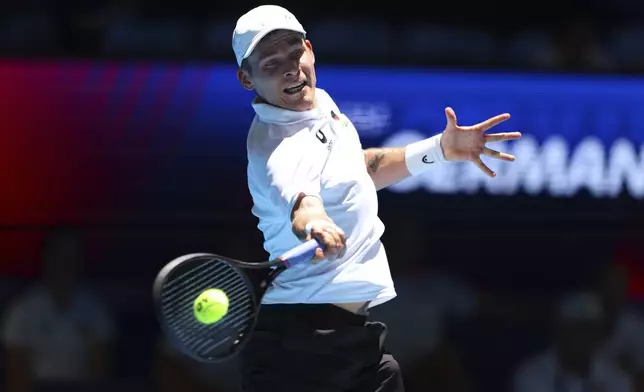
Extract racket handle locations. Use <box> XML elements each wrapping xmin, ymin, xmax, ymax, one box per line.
<box><xmin>279</xmin><ymin>239</ymin><xmax>322</xmax><ymax>268</ymax></box>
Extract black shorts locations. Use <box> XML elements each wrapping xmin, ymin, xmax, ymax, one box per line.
<box><xmin>240</xmin><ymin>303</ymin><xmax>405</xmax><ymax>392</ymax></box>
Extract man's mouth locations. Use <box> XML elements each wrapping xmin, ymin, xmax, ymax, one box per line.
<box><xmin>284</xmin><ymin>81</ymin><xmax>306</xmax><ymax>94</ymax></box>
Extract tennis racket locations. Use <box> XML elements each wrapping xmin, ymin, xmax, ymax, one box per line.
<box><xmin>153</xmin><ymin>238</ymin><xmax>322</xmax><ymax>363</ymax></box>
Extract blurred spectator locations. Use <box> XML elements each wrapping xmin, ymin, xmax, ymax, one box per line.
<box><xmin>551</xmin><ymin>19</ymin><xmax>614</xmax><ymax>71</ymax></box>
<box><xmin>63</xmin><ymin>0</ymin><xmax>135</xmax><ymax>53</ymax></box>
<box><xmin>371</xmin><ymin>224</ymin><xmax>475</xmax><ymax>391</ymax></box>
<box><xmin>594</xmin><ymin>261</ymin><xmax>644</xmax><ymax>391</ymax></box>
<box><xmin>513</xmin><ymin>292</ymin><xmax>632</xmax><ymax>392</ymax></box>
<box><xmin>1</xmin><ymin>230</ymin><xmax>116</xmax><ymax>392</ymax></box>
<box><xmin>374</xmin><ymin>269</ymin><xmax>475</xmax><ymax>392</ymax></box>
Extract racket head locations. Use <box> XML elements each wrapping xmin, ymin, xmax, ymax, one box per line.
<box><xmin>153</xmin><ymin>253</ymin><xmax>278</xmax><ymax>363</ymax></box>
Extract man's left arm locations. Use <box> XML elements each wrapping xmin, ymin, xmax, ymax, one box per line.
<box><xmin>364</xmin><ymin>147</ymin><xmax>408</xmax><ymax>191</ymax></box>
<box><xmin>363</xmin><ymin>107</ymin><xmax>521</xmax><ymax>190</ymax></box>
<box><xmin>364</xmin><ymin>137</ymin><xmax>442</xmax><ymax>190</ymax></box>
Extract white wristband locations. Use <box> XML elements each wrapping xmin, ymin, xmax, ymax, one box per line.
<box><xmin>404</xmin><ymin>134</ymin><xmax>446</xmax><ymax>176</ymax></box>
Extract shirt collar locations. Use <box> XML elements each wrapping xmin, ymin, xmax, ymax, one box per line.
<box><xmin>251</xmin><ymin>88</ymin><xmax>336</xmax><ymax>137</ymax></box>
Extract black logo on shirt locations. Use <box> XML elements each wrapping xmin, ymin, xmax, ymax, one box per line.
<box><xmin>422</xmin><ymin>155</ymin><xmax>434</xmax><ymax>164</ymax></box>
<box><xmin>316</xmin><ymin>130</ymin><xmax>327</xmax><ymax>144</ymax></box>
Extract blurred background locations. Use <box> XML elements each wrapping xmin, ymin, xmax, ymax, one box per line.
<box><xmin>1</xmin><ymin>0</ymin><xmax>644</xmax><ymax>391</ymax></box>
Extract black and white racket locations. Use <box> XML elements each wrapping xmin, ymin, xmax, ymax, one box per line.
<box><xmin>153</xmin><ymin>238</ymin><xmax>321</xmax><ymax>363</ymax></box>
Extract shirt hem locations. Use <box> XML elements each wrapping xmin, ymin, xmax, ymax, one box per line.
<box><xmin>261</xmin><ymin>287</ymin><xmax>397</xmax><ymax>308</ymax></box>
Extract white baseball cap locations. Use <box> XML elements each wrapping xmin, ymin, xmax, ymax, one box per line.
<box><xmin>232</xmin><ymin>5</ymin><xmax>307</xmax><ymax>67</ymax></box>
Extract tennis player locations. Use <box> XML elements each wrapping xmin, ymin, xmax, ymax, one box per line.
<box><xmin>233</xmin><ymin>5</ymin><xmax>521</xmax><ymax>391</ymax></box>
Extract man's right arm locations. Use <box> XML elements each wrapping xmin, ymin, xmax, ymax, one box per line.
<box><xmin>291</xmin><ymin>193</ymin><xmax>330</xmax><ymax>238</ymax></box>
<box><xmin>290</xmin><ymin>193</ymin><xmax>345</xmax><ymax>260</ymax></box>
<box><xmin>248</xmin><ymin>139</ymin><xmax>345</xmax><ymax>261</ymax></box>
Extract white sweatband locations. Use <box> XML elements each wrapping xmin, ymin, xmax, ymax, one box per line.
<box><xmin>404</xmin><ymin>134</ymin><xmax>446</xmax><ymax>176</ymax></box>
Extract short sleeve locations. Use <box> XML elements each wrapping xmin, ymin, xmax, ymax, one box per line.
<box><xmin>512</xmin><ymin>354</ymin><xmax>552</xmax><ymax>392</ymax></box>
<box><xmin>621</xmin><ymin>313</ymin><xmax>644</xmax><ymax>370</ymax></box>
<box><xmin>248</xmin><ymin>135</ymin><xmax>323</xmax><ymax>218</ymax></box>
<box><xmin>513</xmin><ymin>365</ymin><xmax>543</xmax><ymax>392</ymax></box>
<box><xmin>338</xmin><ymin>112</ymin><xmax>363</xmax><ymax>149</ymax></box>
<box><xmin>598</xmin><ymin>361</ymin><xmax>634</xmax><ymax>392</ymax></box>
<box><xmin>1</xmin><ymin>300</ymin><xmax>30</xmax><ymax>347</ymax></box>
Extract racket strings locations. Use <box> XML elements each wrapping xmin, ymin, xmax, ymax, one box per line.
<box><xmin>163</xmin><ymin>260</ymin><xmax>250</xmax><ymax>327</ymax></box>
<box><xmin>164</xmin><ymin>262</ymin><xmax>251</xmax><ymax>354</ymax></box>
<box><xmin>167</xmin><ymin>280</ymin><xmax>247</xmax><ymax>337</ymax></box>
<box><xmin>163</xmin><ymin>262</ymin><xmax>248</xmax><ymax>327</ymax></box>
<box><xmin>160</xmin><ymin>257</ymin><xmax>254</xmax><ymax>358</ymax></box>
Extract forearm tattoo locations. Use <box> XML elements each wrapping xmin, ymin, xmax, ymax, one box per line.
<box><xmin>367</xmin><ymin>151</ymin><xmax>385</xmax><ymax>173</ymax></box>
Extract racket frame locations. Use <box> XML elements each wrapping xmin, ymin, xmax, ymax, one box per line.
<box><xmin>153</xmin><ymin>239</ymin><xmax>320</xmax><ymax>362</ymax></box>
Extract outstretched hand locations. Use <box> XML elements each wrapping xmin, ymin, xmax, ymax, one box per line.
<box><xmin>440</xmin><ymin>107</ymin><xmax>522</xmax><ymax>177</ymax></box>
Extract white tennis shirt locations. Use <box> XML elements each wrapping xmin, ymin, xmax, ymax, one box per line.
<box><xmin>246</xmin><ymin>88</ymin><xmax>396</xmax><ymax>307</ymax></box>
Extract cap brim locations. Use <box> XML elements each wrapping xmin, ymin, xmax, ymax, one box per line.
<box><xmin>241</xmin><ymin>25</ymin><xmax>306</xmax><ymax>64</ymax></box>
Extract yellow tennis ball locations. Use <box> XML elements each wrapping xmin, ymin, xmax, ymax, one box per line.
<box><xmin>193</xmin><ymin>288</ymin><xmax>229</xmax><ymax>325</ymax></box>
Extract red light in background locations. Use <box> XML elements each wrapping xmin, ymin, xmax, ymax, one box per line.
<box><xmin>615</xmin><ymin>243</ymin><xmax>644</xmax><ymax>300</ymax></box>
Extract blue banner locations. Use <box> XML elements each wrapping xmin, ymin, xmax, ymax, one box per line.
<box><xmin>5</xmin><ymin>61</ymin><xmax>641</xmax><ymax>203</ymax></box>
<box><xmin>209</xmin><ymin>65</ymin><xmax>644</xmax><ymax>198</ymax></box>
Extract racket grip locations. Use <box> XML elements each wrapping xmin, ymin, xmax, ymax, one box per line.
<box><xmin>279</xmin><ymin>239</ymin><xmax>322</xmax><ymax>268</ymax></box>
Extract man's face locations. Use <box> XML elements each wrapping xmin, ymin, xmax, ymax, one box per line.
<box><xmin>237</xmin><ymin>30</ymin><xmax>316</xmax><ymax>112</ymax></box>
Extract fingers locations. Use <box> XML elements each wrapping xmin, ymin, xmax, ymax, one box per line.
<box><xmin>485</xmin><ymin>132</ymin><xmax>522</xmax><ymax>142</ymax></box>
<box><xmin>445</xmin><ymin>109</ymin><xmax>518</xmax><ymax>175</ymax></box>
<box><xmin>445</xmin><ymin>107</ymin><xmax>457</xmax><ymax>128</ymax></box>
<box><xmin>474</xmin><ymin>157</ymin><xmax>496</xmax><ymax>178</ymax></box>
<box><xmin>313</xmin><ymin>248</ymin><xmax>325</xmax><ymax>263</ymax></box>
<box><xmin>475</xmin><ymin>113</ymin><xmax>511</xmax><ymax>132</ymax></box>
<box><xmin>476</xmin><ymin>148</ymin><xmax>514</xmax><ymax>177</ymax></box>
<box><xmin>308</xmin><ymin>222</ymin><xmax>346</xmax><ymax>263</ymax></box>
<box><xmin>482</xmin><ymin>147</ymin><xmax>515</xmax><ymax>161</ymax></box>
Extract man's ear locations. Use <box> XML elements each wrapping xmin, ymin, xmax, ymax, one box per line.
<box><xmin>237</xmin><ymin>68</ymin><xmax>254</xmax><ymax>91</ymax></box>
<box><xmin>305</xmin><ymin>40</ymin><xmax>315</xmax><ymax>64</ymax></box>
